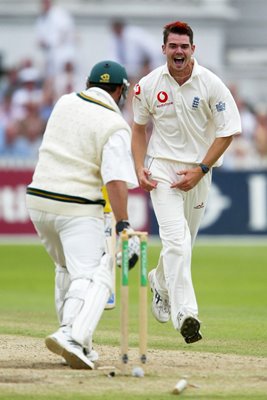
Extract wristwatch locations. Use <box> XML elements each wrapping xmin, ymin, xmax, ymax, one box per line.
<box><xmin>199</xmin><ymin>163</ymin><xmax>210</xmax><ymax>174</ymax></box>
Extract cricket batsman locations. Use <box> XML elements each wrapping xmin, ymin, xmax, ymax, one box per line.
<box><xmin>26</xmin><ymin>60</ymin><xmax>139</xmax><ymax>369</ymax></box>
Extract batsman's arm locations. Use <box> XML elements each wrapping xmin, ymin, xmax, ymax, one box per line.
<box><xmin>106</xmin><ymin>180</ymin><xmax>140</xmax><ymax>270</ymax></box>
<box><xmin>101</xmin><ymin>185</ymin><xmax>112</xmax><ymax>214</ymax></box>
<box><xmin>105</xmin><ymin>180</ymin><xmax>129</xmax><ymax>223</ymax></box>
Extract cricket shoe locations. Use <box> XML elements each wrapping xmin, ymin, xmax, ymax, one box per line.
<box><xmin>178</xmin><ymin>313</ymin><xmax>202</xmax><ymax>344</ymax></box>
<box><xmin>45</xmin><ymin>327</ymin><xmax>94</xmax><ymax>369</ymax></box>
<box><xmin>83</xmin><ymin>335</ymin><xmax>99</xmax><ymax>362</ymax></box>
<box><xmin>148</xmin><ymin>269</ymin><xmax>170</xmax><ymax>323</ymax></box>
<box><xmin>83</xmin><ymin>348</ymin><xmax>99</xmax><ymax>362</ymax></box>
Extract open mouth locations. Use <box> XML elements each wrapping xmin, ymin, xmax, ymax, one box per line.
<box><xmin>174</xmin><ymin>57</ymin><xmax>184</xmax><ymax>67</ymax></box>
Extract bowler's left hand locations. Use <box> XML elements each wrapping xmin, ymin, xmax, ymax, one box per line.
<box><xmin>170</xmin><ymin>167</ymin><xmax>203</xmax><ymax>192</ymax></box>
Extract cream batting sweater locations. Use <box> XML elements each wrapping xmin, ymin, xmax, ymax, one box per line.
<box><xmin>26</xmin><ymin>88</ymin><xmax>131</xmax><ymax>218</ymax></box>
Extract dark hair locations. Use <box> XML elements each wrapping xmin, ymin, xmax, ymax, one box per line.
<box><xmin>163</xmin><ymin>21</ymin><xmax>194</xmax><ymax>45</ymax></box>
<box><xmin>86</xmin><ymin>81</ymin><xmax>120</xmax><ymax>94</ymax></box>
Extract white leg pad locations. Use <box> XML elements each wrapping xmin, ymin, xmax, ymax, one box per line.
<box><xmin>71</xmin><ymin>254</ymin><xmax>113</xmax><ymax>349</ymax></box>
<box><xmin>55</xmin><ymin>265</ymin><xmax>71</xmax><ymax>323</ymax></box>
<box><xmin>61</xmin><ymin>278</ymin><xmax>91</xmax><ymax>327</ymax></box>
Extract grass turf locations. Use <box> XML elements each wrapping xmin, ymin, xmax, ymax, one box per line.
<box><xmin>0</xmin><ymin>241</ymin><xmax>266</xmax><ymax>400</ymax></box>
<box><xmin>0</xmin><ymin>242</ymin><xmax>266</xmax><ymax>356</ymax></box>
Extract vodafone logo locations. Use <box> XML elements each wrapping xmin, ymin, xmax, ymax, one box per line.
<box><xmin>157</xmin><ymin>91</ymin><xmax>168</xmax><ymax>103</ymax></box>
<box><xmin>134</xmin><ymin>84</ymin><xmax>141</xmax><ymax>95</ymax></box>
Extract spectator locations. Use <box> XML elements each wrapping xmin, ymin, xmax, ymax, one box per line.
<box><xmin>223</xmin><ymin>134</ymin><xmax>261</xmax><ymax>170</ymax></box>
<box><xmin>39</xmin><ymin>77</ymin><xmax>56</xmax><ymax>121</ymax></box>
<box><xmin>54</xmin><ymin>60</ymin><xmax>80</xmax><ymax>98</ymax></box>
<box><xmin>107</xmin><ymin>19</ymin><xmax>163</xmax><ymax>123</ymax></box>
<box><xmin>254</xmin><ymin>104</ymin><xmax>267</xmax><ymax>167</ymax></box>
<box><xmin>0</xmin><ymin>121</ymin><xmax>30</xmax><ymax>159</ymax></box>
<box><xmin>223</xmin><ymin>85</ymin><xmax>262</xmax><ymax>170</ymax></box>
<box><xmin>0</xmin><ymin>64</ymin><xmax>48</xmax><ymax>161</ymax></box>
<box><xmin>0</xmin><ymin>66</ymin><xmax>19</xmax><ymax>101</ymax></box>
<box><xmin>17</xmin><ymin>101</ymin><xmax>46</xmax><ymax>160</ymax></box>
<box><xmin>229</xmin><ymin>85</ymin><xmax>256</xmax><ymax>144</ymax></box>
<box><xmin>11</xmin><ymin>67</ymin><xmax>43</xmax><ymax>119</ymax></box>
<box><xmin>0</xmin><ymin>88</ymin><xmax>23</xmax><ymax>126</ymax></box>
<box><xmin>107</xmin><ymin>19</ymin><xmax>163</xmax><ymax>81</ymax></box>
<box><xmin>35</xmin><ymin>0</ymin><xmax>77</xmax><ymax>78</ymax></box>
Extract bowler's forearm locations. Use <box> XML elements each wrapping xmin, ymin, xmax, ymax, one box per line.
<box><xmin>201</xmin><ymin>135</ymin><xmax>235</xmax><ymax>167</ymax></box>
<box><xmin>131</xmin><ymin>123</ymin><xmax>147</xmax><ymax>173</ymax></box>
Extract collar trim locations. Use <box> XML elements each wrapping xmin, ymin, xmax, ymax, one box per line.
<box><xmin>77</xmin><ymin>92</ymin><xmax>115</xmax><ymax>112</ymax></box>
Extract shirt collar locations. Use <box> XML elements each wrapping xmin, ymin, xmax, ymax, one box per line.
<box><xmin>83</xmin><ymin>87</ymin><xmax>122</xmax><ymax>115</ymax></box>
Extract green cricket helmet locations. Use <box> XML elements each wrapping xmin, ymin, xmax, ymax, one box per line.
<box><xmin>88</xmin><ymin>60</ymin><xmax>130</xmax><ymax>99</ymax></box>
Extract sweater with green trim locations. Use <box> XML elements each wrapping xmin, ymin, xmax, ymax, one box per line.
<box><xmin>26</xmin><ymin>89</ymin><xmax>130</xmax><ymax>218</ymax></box>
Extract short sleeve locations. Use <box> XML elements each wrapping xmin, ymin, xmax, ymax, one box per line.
<box><xmin>209</xmin><ymin>82</ymin><xmax>242</xmax><ymax>138</ymax></box>
<box><xmin>101</xmin><ymin>129</ymin><xmax>138</xmax><ymax>188</ymax></box>
<box><xmin>132</xmin><ymin>82</ymin><xmax>151</xmax><ymax>125</ymax></box>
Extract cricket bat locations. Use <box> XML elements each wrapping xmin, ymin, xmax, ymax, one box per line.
<box><xmin>102</xmin><ymin>186</ymin><xmax>116</xmax><ymax>310</ymax></box>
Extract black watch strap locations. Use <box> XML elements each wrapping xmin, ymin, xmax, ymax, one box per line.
<box><xmin>199</xmin><ymin>163</ymin><xmax>210</xmax><ymax>174</ymax></box>
<box><xmin>116</xmin><ymin>220</ymin><xmax>130</xmax><ymax>234</ymax></box>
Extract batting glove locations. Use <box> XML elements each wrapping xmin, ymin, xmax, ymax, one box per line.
<box><xmin>116</xmin><ymin>220</ymin><xmax>140</xmax><ymax>270</ymax></box>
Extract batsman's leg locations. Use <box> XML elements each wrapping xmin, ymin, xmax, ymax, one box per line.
<box><xmin>55</xmin><ymin>265</ymin><xmax>70</xmax><ymax>322</ymax></box>
<box><xmin>71</xmin><ymin>254</ymin><xmax>113</xmax><ymax>347</ymax></box>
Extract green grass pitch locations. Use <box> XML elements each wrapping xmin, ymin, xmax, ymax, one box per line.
<box><xmin>0</xmin><ymin>240</ymin><xmax>266</xmax><ymax>399</ymax></box>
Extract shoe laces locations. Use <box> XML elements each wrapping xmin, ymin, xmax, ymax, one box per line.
<box><xmin>68</xmin><ymin>338</ymin><xmax>81</xmax><ymax>349</ymax></box>
<box><xmin>63</xmin><ymin>333</ymin><xmax>82</xmax><ymax>351</ymax></box>
<box><xmin>154</xmin><ymin>290</ymin><xmax>162</xmax><ymax>305</ymax></box>
<box><xmin>154</xmin><ymin>289</ymin><xmax>170</xmax><ymax>313</ymax></box>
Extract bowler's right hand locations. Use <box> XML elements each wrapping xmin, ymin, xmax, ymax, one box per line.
<box><xmin>138</xmin><ymin>167</ymin><xmax>158</xmax><ymax>192</ymax></box>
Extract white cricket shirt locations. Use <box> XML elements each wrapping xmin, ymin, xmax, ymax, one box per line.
<box><xmin>101</xmin><ymin>129</ymin><xmax>138</xmax><ymax>188</ymax></box>
<box><xmin>132</xmin><ymin>59</ymin><xmax>242</xmax><ymax>166</ymax></box>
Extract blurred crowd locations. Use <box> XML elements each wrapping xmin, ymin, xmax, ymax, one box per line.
<box><xmin>223</xmin><ymin>85</ymin><xmax>267</xmax><ymax>170</ymax></box>
<box><xmin>0</xmin><ymin>0</ymin><xmax>267</xmax><ymax>170</ymax></box>
<box><xmin>0</xmin><ymin>0</ymin><xmax>80</xmax><ymax>164</ymax></box>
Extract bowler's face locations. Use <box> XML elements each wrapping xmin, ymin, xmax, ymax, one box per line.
<box><xmin>162</xmin><ymin>33</ymin><xmax>195</xmax><ymax>74</ymax></box>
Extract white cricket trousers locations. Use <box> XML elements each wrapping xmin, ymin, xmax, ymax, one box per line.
<box><xmin>28</xmin><ymin>210</ymin><xmax>112</xmax><ymax>347</ymax></box>
<box><xmin>27</xmin><ymin>209</ymin><xmax>105</xmax><ymax>280</ymax></box>
<box><xmin>148</xmin><ymin>158</ymin><xmax>212</xmax><ymax>330</ymax></box>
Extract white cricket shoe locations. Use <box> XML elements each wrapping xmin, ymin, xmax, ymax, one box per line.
<box><xmin>45</xmin><ymin>327</ymin><xmax>94</xmax><ymax>369</ymax></box>
<box><xmin>83</xmin><ymin>348</ymin><xmax>99</xmax><ymax>362</ymax></box>
<box><xmin>178</xmin><ymin>312</ymin><xmax>202</xmax><ymax>344</ymax></box>
<box><xmin>148</xmin><ymin>269</ymin><xmax>170</xmax><ymax>323</ymax></box>
<box><xmin>83</xmin><ymin>335</ymin><xmax>99</xmax><ymax>362</ymax></box>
